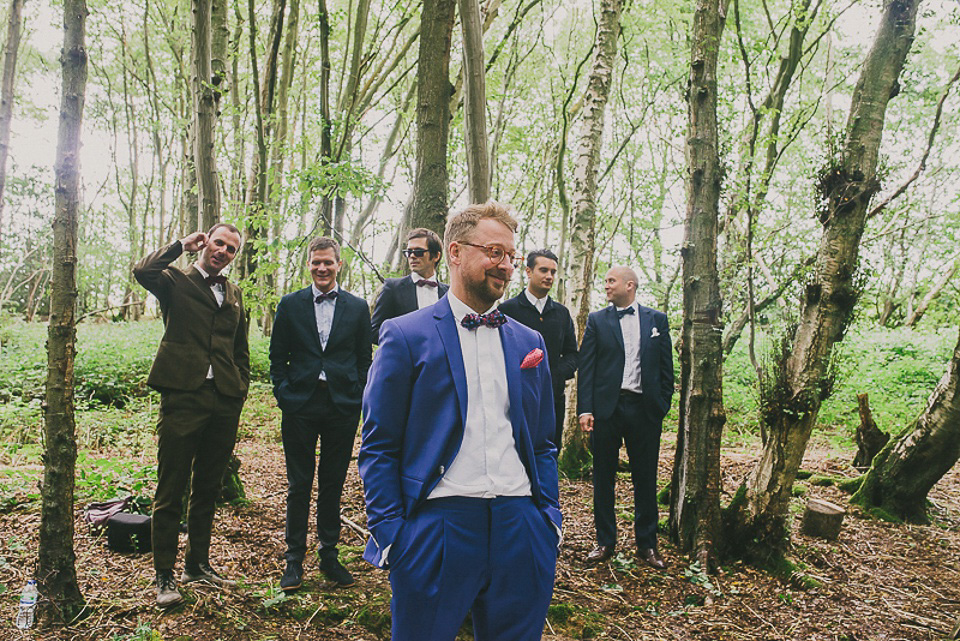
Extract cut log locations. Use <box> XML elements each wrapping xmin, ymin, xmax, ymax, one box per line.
<box><xmin>853</xmin><ymin>393</ymin><xmax>889</xmax><ymax>470</ymax></box>
<box><xmin>801</xmin><ymin>498</ymin><xmax>846</xmax><ymax>540</ymax></box>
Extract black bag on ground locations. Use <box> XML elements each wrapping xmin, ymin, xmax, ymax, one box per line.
<box><xmin>106</xmin><ymin>513</ymin><xmax>152</xmax><ymax>553</ymax></box>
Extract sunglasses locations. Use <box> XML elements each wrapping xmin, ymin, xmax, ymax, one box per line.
<box><xmin>402</xmin><ymin>248</ymin><xmax>431</xmax><ymax>258</ymax></box>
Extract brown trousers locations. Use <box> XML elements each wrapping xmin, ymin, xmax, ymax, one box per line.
<box><xmin>152</xmin><ymin>381</ymin><xmax>243</xmax><ymax>572</ymax></box>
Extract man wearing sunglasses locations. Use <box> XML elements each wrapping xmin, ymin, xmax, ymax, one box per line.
<box><xmin>370</xmin><ymin>228</ymin><xmax>449</xmax><ymax>343</ymax></box>
<box><xmin>360</xmin><ymin>201</ymin><xmax>561</xmax><ymax>641</ymax></box>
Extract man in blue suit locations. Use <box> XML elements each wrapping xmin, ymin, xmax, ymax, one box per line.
<box><xmin>578</xmin><ymin>266</ymin><xmax>673</xmax><ymax>569</ymax></box>
<box><xmin>359</xmin><ymin>202</ymin><xmax>561</xmax><ymax>641</ymax></box>
<box><xmin>270</xmin><ymin>236</ymin><xmax>372</xmax><ymax>591</ymax></box>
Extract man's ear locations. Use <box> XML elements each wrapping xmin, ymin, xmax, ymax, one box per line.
<box><xmin>447</xmin><ymin>242</ymin><xmax>461</xmax><ymax>264</ymax></box>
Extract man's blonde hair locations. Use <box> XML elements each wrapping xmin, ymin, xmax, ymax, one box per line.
<box><xmin>443</xmin><ymin>201</ymin><xmax>519</xmax><ymax>256</ymax></box>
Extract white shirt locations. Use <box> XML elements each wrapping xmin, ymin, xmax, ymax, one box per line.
<box><xmin>618</xmin><ymin>302</ymin><xmax>642</xmax><ymax>394</ymax></box>
<box><xmin>194</xmin><ymin>264</ymin><xmax>224</xmax><ymax>380</ymax></box>
<box><xmin>312</xmin><ymin>283</ymin><xmax>339</xmax><ymax>381</ymax></box>
<box><xmin>428</xmin><ymin>293</ymin><xmax>532</xmax><ymax>500</ymax></box>
<box><xmin>410</xmin><ymin>272</ymin><xmax>440</xmax><ymax>309</ymax></box>
<box><xmin>524</xmin><ymin>288</ymin><xmax>548</xmax><ymax>314</ymax></box>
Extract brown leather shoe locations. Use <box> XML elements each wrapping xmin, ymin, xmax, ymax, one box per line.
<box><xmin>638</xmin><ymin>547</ymin><xmax>667</xmax><ymax>570</ymax></box>
<box><xmin>586</xmin><ymin>545</ymin><xmax>614</xmax><ymax>563</ymax></box>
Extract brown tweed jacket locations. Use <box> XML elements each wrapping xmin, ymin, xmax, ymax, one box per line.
<box><xmin>134</xmin><ymin>241</ymin><xmax>250</xmax><ymax>397</ymax></box>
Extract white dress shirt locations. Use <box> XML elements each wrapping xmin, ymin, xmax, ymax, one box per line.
<box><xmin>428</xmin><ymin>293</ymin><xmax>532</xmax><ymax>500</ymax></box>
<box><xmin>524</xmin><ymin>288</ymin><xmax>548</xmax><ymax>314</ymax></box>
<box><xmin>312</xmin><ymin>283</ymin><xmax>339</xmax><ymax>381</ymax></box>
<box><xmin>411</xmin><ymin>272</ymin><xmax>441</xmax><ymax>309</ymax></box>
<box><xmin>618</xmin><ymin>302</ymin><xmax>642</xmax><ymax>394</ymax></box>
<box><xmin>194</xmin><ymin>264</ymin><xmax>224</xmax><ymax>380</ymax></box>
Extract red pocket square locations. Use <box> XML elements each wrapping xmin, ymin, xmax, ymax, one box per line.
<box><xmin>521</xmin><ymin>348</ymin><xmax>544</xmax><ymax>369</ymax></box>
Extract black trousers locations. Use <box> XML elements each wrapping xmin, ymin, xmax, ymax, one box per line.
<box><xmin>590</xmin><ymin>391</ymin><xmax>663</xmax><ymax>550</ymax></box>
<box><xmin>281</xmin><ymin>382</ymin><xmax>359</xmax><ymax>564</ymax></box>
<box><xmin>153</xmin><ymin>381</ymin><xmax>243</xmax><ymax>572</ymax></box>
<box><xmin>553</xmin><ymin>391</ymin><xmax>566</xmax><ymax>454</ymax></box>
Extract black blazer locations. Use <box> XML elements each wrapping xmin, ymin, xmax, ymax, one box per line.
<box><xmin>269</xmin><ymin>286</ymin><xmax>373</xmax><ymax>415</ymax></box>
<box><xmin>498</xmin><ymin>292</ymin><xmax>578</xmax><ymax>393</ymax></box>
<box><xmin>370</xmin><ymin>275</ymin><xmax>449</xmax><ymax>344</ymax></box>
<box><xmin>577</xmin><ymin>304</ymin><xmax>674</xmax><ymax>421</ymax></box>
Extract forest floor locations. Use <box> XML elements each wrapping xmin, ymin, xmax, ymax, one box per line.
<box><xmin>1</xmin><ymin>389</ymin><xmax>959</xmax><ymax>641</ymax></box>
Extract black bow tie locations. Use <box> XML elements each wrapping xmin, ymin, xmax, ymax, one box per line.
<box><xmin>616</xmin><ymin>306</ymin><xmax>635</xmax><ymax>319</ymax></box>
<box><xmin>315</xmin><ymin>290</ymin><xmax>339</xmax><ymax>303</ymax></box>
<box><xmin>461</xmin><ymin>309</ymin><xmax>508</xmax><ymax>330</ymax></box>
<box><xmin>205</xmin><ymin>275</ymin><xmax>227</xmax><ymax>286</ymax></box>
<box><xmin>417</xmin><ymin>279</ymin><xmax>439</xmax><ymax>288</ymax></box>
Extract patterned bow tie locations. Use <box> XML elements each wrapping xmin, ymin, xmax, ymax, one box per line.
<box><xmin>461</xmin><ymin>309</ymin><xmax>508</xmax><ymax>330</ymax></box>
<box><xmin>417</xmin><ymin>279</ymin><xmax>439</xmax><ymax>288</ymax></box>
<box><xmin>616</xmin><ymin>306</ymin><xmax>635</xmax><ymax>319</ymax></box>
<box><xmin>315</xmin><ymin>290</ymin><xmax>339</xmax><ymax>303</ymax></box>
<box><xmin>205</xmin><ymin>275</ymin><xmax>227</xmax><ymax>286</ymax></box>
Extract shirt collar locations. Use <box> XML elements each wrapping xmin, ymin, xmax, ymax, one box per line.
<box><xmin>410</xmin><ymin>271</ymin><xmax>437</xmax><ymax>284</ymax></box>
<box><xmin>523</xmin><ymin>289</ymin><xmax>548</xmax><ymax>309</ymax></box>
<box><xmin>448</xmin><ymin>292</ymin><xmax>496</xmax><ymax>322</ymax></box>
<box><xmin>311</xmin><ymin>283</ymin><xmax>340</xmax><ymax>299</ymax></box>
<box><xmin>615</xmin><ymin>301</ymin><xmax>638</xmax><ymax>314</ymax></box>
<box><xmin>194</xmin><ymin>263</ymin><xmax>210</xmax><ymax>279</ymax></box>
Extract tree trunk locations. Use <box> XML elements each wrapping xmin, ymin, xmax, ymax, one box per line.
<box><xmin>725</xmin><ymin>0</ymin><xmax>922</xmax><ymax>554</ymax></box>
<box><xmin>904</xmin><ymin>256</ymin><xmax>958</xmax><ymax>327</ymax></box>
<box><xmin>851</xmin><ymin>325</ymin><xmax>960</xmax><ymax>523</ymax></box>
<box><xmin>408</xmin><ymin>0</ymin><xmax>456</xmax><ymax>238</ymax></box>
<box><xmin>669</xmin><ymin>0</ymin><xmax>729</xmax><ymax>567</ymax></box>
<box><xmin>0</xmin><ymin>0</ymin><xmax>25</xmax><ymax>259</ymax></box>
<box><xmin>558</xmin><ymin>0</ymin><xmax>622</xmax><ymax>476</ymax></box>
<box><xmin>38</xmin><ymin>0</ymin><xmax>87</xmax><ymax>625</ymax></box>
<box><xmin>317</xmin><ymin>0</ymin><xmax>333</xmax><ymax>233</ymax></box>
<box><xmin>458</xmin><ymin>0</ymin><xmax>490</xmax><ymax>203</ymax></box>
<box><xmin>192</xmin><ymin>0</ymin><xmax>221</xmax><ymax>232</ymax></box>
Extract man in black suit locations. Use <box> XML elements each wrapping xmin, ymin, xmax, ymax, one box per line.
<box><xmin>577</xmin><ymin>266</ymin><xmax>673</xmax><ymax>569</ymax></box>
<box><xmin>270</xmin><ymin>236</ymin><xmax>373</xmax><ymax>592</ymax></box>
<box><xmin>499</xmin><ymin>249</ymin><xmax>578</xmax><ymax>452</ymax></box>
<box><xmin>370</xmin><ymin>228</ymin><xmax>450</xmax><ymax>343</ymax></box>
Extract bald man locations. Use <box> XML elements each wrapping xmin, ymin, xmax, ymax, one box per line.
<box><xmin>577</xmin><ymin>267</ymin><xmax>674</xmax><ymax>569</ymax></box>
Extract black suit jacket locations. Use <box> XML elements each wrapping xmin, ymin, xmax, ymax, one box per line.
<box><xmin>269</xmin><ymin>286</ymin><xmax>373</xmax><ymax>415</ymax></box>
<box><xmin>370</xmin><ymin>275</ymin><xmax>449</xmax><ymax>344</ymax></box>
<box><xmin>577</xmin><ymin>304</ymin><xmax>674</xmax><ymax>421</ymax></box>
<box><xmin>134</xmin><ymin>241</ymin><xmax>249</xmax><ymax>398</ymax></box>
<box><xmin>498</xmin><ymin>292</ymin><xmax>578</xmax><ymax>394</ymax></box>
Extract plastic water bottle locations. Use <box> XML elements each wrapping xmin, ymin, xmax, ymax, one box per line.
<box><xmin>15</xmin><ymin>580</ymin><xmax>38</xmax><ymax>629</ymax></box>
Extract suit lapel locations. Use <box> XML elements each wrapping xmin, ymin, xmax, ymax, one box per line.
<box><xmin>400</xmin><ymin>277</ymin><xmax>418</xmax><ymax>313</ymax></box>
<box><xmin>500</xmin><ymin>322</ymin><xmax>530</xmax><ymax>460</ymax></box>
<box><xmin>326</xmin><ymin>289</ymin><xmax>348</xmax><ymax>350</ymax></box>
<box><xmin>435</xmin><ymin>298</ymin><xmax>468</xmax><ymax>429</ymax></box>
<box><xmin>186</xmin><ymin>267</ymin><xmax>219</xmax><ymax>309</ymax></box>
<box><xmin>300</xmin><ymin>288</ymin><xmax>323</xmax><ymax>351</ymax></box>
<box><xmin>637</xmin><ymin>306</ymin><xmax>651</xmax><ymax>357</ymax></box>
<box><xmin>606</xmin><ymin>305</ymin><xmax>625</xmax><ymax>352</ymax></box>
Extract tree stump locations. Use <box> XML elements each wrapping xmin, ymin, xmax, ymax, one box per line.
<box><xmin>801</xmin><ymin>498</ymin><xmax>846</xmax><ymax>540</ymax></box>
<box><xmin>853</xmin><ymin>393</ymin><xmax>889</xmax><ymax>470</ymax></box>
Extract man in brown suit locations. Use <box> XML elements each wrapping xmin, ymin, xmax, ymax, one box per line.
<box><xmin>134</xmin><ymin>223</ymin><xmax>249</xmax><ymax>608</ymax></box>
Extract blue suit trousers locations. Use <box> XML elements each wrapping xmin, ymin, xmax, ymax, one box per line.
<box><xmin>388</xmin><ymin>496</ymin><xmax>557</xmax><ymax>641</ymax></box>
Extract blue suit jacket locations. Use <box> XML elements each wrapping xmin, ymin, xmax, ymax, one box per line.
<box><xmin>358</xmin><ymin>295</ymin><xmax>562</xmax><ymax>568</ymax></box>
<box><xmin>577</xmin><ymin>304</ymin><xmax>674</xmax><ymax>421</ymax></box>
<box><xmin>269</xmin><ymin>286</ymin><xmax>372</xmax><ymax>415</ymax></box>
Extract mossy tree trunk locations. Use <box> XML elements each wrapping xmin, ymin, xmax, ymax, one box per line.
<box><xmin>458</xmin><ymin>0</ymin><xmax>489</xmax><ymax>204</ymax></box>
<box><xmin>408</xmin><ymin>0</ymin><xmax>456</xmax><ymax>239</ymax></box>
<box><xmin>38</xmin><ymin>0</ymin><xmax>87</xmax><ymax>625</ymax></box>
<box><xmin>724</xmin><ymin>0</ymin><xmax>922</xmax><ymax>554</ymax></box>
<box><xmin>559</xmin><ymin>0</ymin><xmax>622</xmax><ymax>476</ymax></box>
<box><xmin>0</xmin><ymin>0</ymin><xmax>25</xmax><ymax>260</ymax></box>
<box><xmin>851</xmin><ymin>325</ymin><xmax>960</xmax><ymax>523</ymax></box>
<box><xmin>669</xmin><ymin>0</ymin><xmax>729</xmax><ymax>568</ymax></box>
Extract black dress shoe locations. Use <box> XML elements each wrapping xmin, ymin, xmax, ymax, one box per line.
<box><xmin>319</xmin><ymin>555</ymin><xmax>356</xmax><ymax>587</ymax></box>
<box><xmin>280</xmin><ymin>561</ymin><xmax>303</xmax><ymax>593</ymax></box>
<box><xmin>586</xmin><ymin>545</ymin><xmax>614</xmax><ymax>563</ymax></box>
<box><xmin>638</xmin><ymin>547</ymin><xmax>667</xmax><ymax>570</ymax></box>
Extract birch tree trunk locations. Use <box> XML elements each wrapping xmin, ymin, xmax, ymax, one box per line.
<box><xmin>669</xmin><ymin>0</ymin><xmax>729</xmax><ymax>567</ymax></box>
<box><xmin>558</xmin><ymin>0</ymin><xmax>622</xmax><ymax>475</ymax></box>
<box><xmin>851</xmin><ymin>325</ymin><xmax>960</xmax><ymax>523</ymax></box>
<box><xmin>408</xmin><ymin>0</ymin><xmax>456</xmax><ymax>238</ymax></box>
<box><xmin>0</xmin><ymin>0</ymin><xmax>25</xmax><ymax>258</ymax></box>
<box><xmin>725</xmin><ymin>0</ymin><xmax>923</xmax><ymax>554</ymax></box>
<box><xmin>38</xmin><ymin>0</ymin><xmax>87</xmax><ymax>624</ymax></box>
<box><xmin>458</xmin><ymin>0</ymin><xmax>490</xmax><ymax>203</ymax></box>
